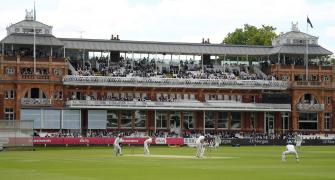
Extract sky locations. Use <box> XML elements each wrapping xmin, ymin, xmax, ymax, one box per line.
<box><xmin>0</xmin><ymin>0</ymin><xmax>334</xmax><ymax>54</ymax></box>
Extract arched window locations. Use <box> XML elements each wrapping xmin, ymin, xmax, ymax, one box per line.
<box><xmin>24</xmin><ymin>88</ymin><xmax>47</xmax><ymax>99</ymax></box>
<box><xmin>299</xmin><ymin>93</ymin><xmax>318</xmax><ymax>104</ymax></box>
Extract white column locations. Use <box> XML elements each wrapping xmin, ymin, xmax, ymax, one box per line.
<box><xmin>63</xmin><ymin>47</ymin><xmax>66</xmax><ymax>58</ymax></box>
<box><xmin>154</xmin><ymin>110</ymin><xmax>157</xmax><ymax>133</ymax></box>
<box><xmin>60</xmin><ymin>109</ymin><xmax>64</xmax><ymax>131</ymax></box>
<box><xmin>201</xmin><ymin>53</ymin><xmax>204</xmax><ymax>73</ymax></box>
<box><xmin>203</xmin><ymin>111</ymin><xmax>205</xmax><ymax>134</ymax></box>
<box><xmin>82</xmin><ymin>49</ymin><xmax>85</xmax><ymax>68</ymax></box>
<box><xmin>108</xmin><ymin>51</ymin><xmax>110</xmax><ymax>68</ymax></box>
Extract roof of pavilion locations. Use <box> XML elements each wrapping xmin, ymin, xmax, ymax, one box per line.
<box><xmin>0</xmin><ymin>33</ymin><xmax>63</xmax><ymax>46</ymax></box>
<box><xmin>1</xmin><ymin>34</ymin><xmax>332</xmax><ymax>56</ymax></box>
<box><xmin>59</xmin><ymin>38</ymin><xmax>273</xmax><ymax>56</ymax></box>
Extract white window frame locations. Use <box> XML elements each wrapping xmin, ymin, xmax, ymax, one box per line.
<box><xmin>4</xmin><ymin>108</ymin><xmax>15</xmax><ymax>120</ymax></box>
<box><xmin>5</xmin><ymin>90</ymin><xmax>15</xmax><ymax>99</ymax></box>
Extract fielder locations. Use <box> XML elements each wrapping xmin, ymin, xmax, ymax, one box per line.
<box><xmin>295</xmin><ymin>133</ymin><xmax>302</xmax><ymax>152</ymax></box>
<box><xmin>214</xmin><ymin>135</ymin><xmax>221</xmax><ymax>148</ymax></box>
<box><xmin>114</xmin><ymin>134</ymin><xmax>123</xmax><ymax>156</ymax></box>
<box><xmin>282</xmin><ymin>141</ymin><xmax>299</xmax><ymax>162</ymax></box>
<box><xmin>195</xmin><ymin>135</ymin><xmax>205</xmax><ymax>158</ymax></box>
<box><xmin>144</xmin><ymin>136</ymin><xmax>153</xmax><ymax>155</ymax></box>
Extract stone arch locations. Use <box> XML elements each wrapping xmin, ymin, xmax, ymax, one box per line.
<box><xmin>296</xmin><ymin>92</ymin><xmax>320</xmax><ymax>104</ymax></box>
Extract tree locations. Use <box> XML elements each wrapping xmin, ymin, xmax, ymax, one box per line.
<box><xmin>223</xmin><ymin>24</ymin><xmax>277</xmax><ymax>46</ymax></box>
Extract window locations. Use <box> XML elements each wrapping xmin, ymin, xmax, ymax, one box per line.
<box><xmin>190</xmin><ymin>94</ymin><xmax>195</xmax><ymax>100</ymax></box>
<box><xmin>325</xmin><ymin>96</ymin><xmax>332</xmax><ymax>105</ymax></box>
<box><xmin>183</xmin><ymin>112</ymin><xmax>194</xmax><ymax>129</ymax></box>
<box><xmin>281</xmin><ymin>112</ymin><xmax>289</xmax><ymax>131</ymax></box>
<box><xmin>170</xmin><ymin>111</ymin><xmax>181</xmax><ymax>131</ymax></box>
<box><xmin>107</xmin><ymin>110</ymin><xmax>118</xmax><ymax>128</ymax></box>
<box><xmin>25</xmin><ymin>88</ymin><xmax>47</xmax><ymax>99</ymax></box>
<box><xmin>299</xmin><ymin>113</ymin><xmax>318</xmax><ymax>130</ymax></box>
<box><xmin>5</xmin><ymin>108</ymin><xmax>15</xmax><ymax>120</ymax></box>
<box><xmin>156</xmin><ymin>111</ymin><xmax>167</xmax><ymax>128</ymax></box>
<box><xmin>231</xmin><ymin>112</ymin><xmax>241</xmax><ymax>129</ymax></box>
<box><xmin>6</xmin><ymin>67</ymin><xmax>14</xmax><ymax>75</ymax></box>
<box><xmin>23</xmin><ymin>28</ymin><xmax>34</xmax><ymax>33</ymax></box>
<box><xmin>250</xmin><ymin>96</ymin><xmax>256</xmax><ymax>103</ymax></box>
<box><xmin>54</xmin><ymin>68</ymin><xmax>63</xmax><ymax>76</ymax></box>
<box><xmin>205</xmin><ymin>94</ymin><xmax>209</xmax><ymax>101</ymax></box>
<box><xmin>250</xmin><ymin>112</ymin><xmax>256</xmax><ymax>130</ymax></box>
<box><xmin>53</xmin><ymin>91</ymin><xmax>63</xmax><ymax>100</ymax></box>
<box><xmin>120</xmin><ymin>111</ymin><xmax>132</xmax><ymax>128</ymax></box>
<box><xmin>134</xmin><ymin>110</ymin><xmax>146</xmax><ymax>128</ymax></box>
<box><xmin>324</xmin><ymin>113</ymin><xmax>331</xmax><ymax>130</ymax></box>
<box><xmin>282</xmin><ymin>75</ymin><xmax>289</xmax><ymax>81</ymax></box>
<box><xmin>5</xmin><ymin>90</ymin><xmax>15</xmax><ymax>99</ymax></box>
<box><xmin>324</xmin><ymin>76</ymin><xmax>330</xmax><ymax>81</ymax></box>
<box><xmin>217</xmin><ymin>112</ymin><xmax>228</xmax><ymax>129</ymax></box>
<box><xmin>15</xmin><ymin>28</ymin><xmax>20</xmax><ymax>33</ymax></box>
<box><xmin>205</xmin><ymin>111</ymin><xmax>215</xmax><ymax>129</ymax></box>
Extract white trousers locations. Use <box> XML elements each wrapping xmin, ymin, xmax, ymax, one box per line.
<box><xmin>282</xmin><ymin>150</ymin><xmax>298</xmax><ymax>161</ymax></box>
<box><xmin>196</xmin><ymin>143</ymin><xmax>204</xmax><ymax>158</ymax></box>
<box><xmin>144</xmin><ymin>143</ymin><xmax>150</xmax><ymax>155</ymax></box>
<box><xmin>114</xmin><ymin>144</ymin><xmax>122</xmax><ymax>156</ymax></box>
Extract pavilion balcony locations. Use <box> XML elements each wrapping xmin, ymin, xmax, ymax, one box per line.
<box><xmin>21</xmin><ymin>98</ymin><xmax>52</xmax><ymax>106</ymax></box>
<box><xmin>65</xmin><ymin>100</ymin><xmax>291</xmax><ymax>112</ymax></box>
<box><xmin>291</xmin><ymin>81</ymin><xmax>333</xmax><ymax>89</ymax></box>
<box><xmin>296</xmin><ymin>103</ymin><xmax>325</xmax><ymax>112</ymax></box>
<box><xmin>62</xmin><ymin>75</ymin><xmax>289</xmax><ymax>90</ymax></box>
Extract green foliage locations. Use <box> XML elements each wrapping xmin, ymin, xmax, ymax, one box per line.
<box><xmin>224</xmin><ymin>24</ymin><xmax>277</xmax><ymax>46</ymax></box>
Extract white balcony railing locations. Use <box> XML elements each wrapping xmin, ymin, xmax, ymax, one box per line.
<box><xmin>21</xmin><ymin>98</ymin><xmax>52</xmax><ymax>106</ymax></box>
<box><xmin>66</xmin><ymin>100</ymin><xmax>291</xmax><ymax>112</ymax></box>
<box><xmin>296</xmin><ymin>103</ymin><xmax>325</xmax><ymax>112</ymax></box>
<box><xmin>62</xmin><ymin>75</ymin><xmax>289</xmax><ymax>90</ymax></box>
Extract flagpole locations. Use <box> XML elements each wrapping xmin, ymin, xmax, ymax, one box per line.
<box><xmin>305</xmin><ymin>16</ymin><xmax>309</xmax><ymax>81</ymax></box>
<box><xmin>33</xmin><ymin>1</ymin><xmax>36</xmax><ymax>74</ymax></box>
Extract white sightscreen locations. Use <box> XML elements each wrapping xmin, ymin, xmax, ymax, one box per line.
<box><xmin>88</xmin><ymin>110</ymin><xmax>107</xmax><ymax>129</ymax></box>
<box><xmin>21</xmin><ymin>109</ymin><xmax>42</xmax><ymax>129</ymax></box>
<box><xmin>43</xmin><ymin>110</ymin><xmax>61</xmax><ymax>129</ymax></box>
<box><xmin>62</xmin><ymin>110</ymin><xmax>81</xmax><ymax>129</ymax></box>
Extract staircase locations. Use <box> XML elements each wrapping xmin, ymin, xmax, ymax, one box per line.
<box><xmin>67</xmin><ymin>60</ymin><xmax>78</xmax><ymax>75</ymax></box>
<box><xmin>252</xmin><ymin>65</ymin><xmax>268</xmax><ymax>79</ymax></box>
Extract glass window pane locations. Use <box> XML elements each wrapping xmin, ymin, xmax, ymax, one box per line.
<box><xmin>205</xmin><ymin>111</ymin><xmax>215</xmax><ymax>128</ymax></box>
<box><xmin>120</xmin><ymin>111</ymin><xmax>132</xmax><ymax>128</ymax></box>
<box><xmin>134</xmin><ymin>110</ymin><xmax>146</xmax><ymax>128</ymax></box>
<box><xmin>231</xmin><ymin>112</ymin><xmax>241</xmax><ymax>129</ymax></box>
<box><xmin>218</xmin><ymin>112</ymin><xmax>228</xmax><ymax>129</ymax></box>
<box><xmin>183</xmin><ymin>111</ymin><xmax>194</xmax><ymax>129</ymax></box>
<box><xmin>107</xmin><ymin>110</ymin><xmax>118</xmax><ymax>128</ymax></box>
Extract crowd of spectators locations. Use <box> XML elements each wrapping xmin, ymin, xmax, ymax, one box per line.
<box><xmin>34</xmin><ymin>129</ymin><xmax>334</xmax><ymax>140</ymax></box>
<box><xmin>70</xmin><ymin>56</ymin><xmax>276</xmax><ymax>81</ymax></box>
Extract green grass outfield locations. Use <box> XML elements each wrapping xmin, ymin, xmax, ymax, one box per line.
<box><xmin>1</xmin><ymin>145</ymin><xmax>335</xmax><ymax>180</ymax></box>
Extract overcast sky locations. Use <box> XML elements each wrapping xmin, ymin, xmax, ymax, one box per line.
<box><xmin>0</xmin><ymin>0</ymin><xmax>334</xmax><ymax>54</ymax></box>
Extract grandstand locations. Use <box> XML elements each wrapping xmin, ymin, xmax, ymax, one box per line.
<box><xmin>0</xmin><ymin>11</ymin><xmax>334</xmax><ymax>145</ymax></box>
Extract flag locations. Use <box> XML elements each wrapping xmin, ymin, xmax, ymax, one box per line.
<box><xmin>307</xmin><ymin>17</ymin><xmax>313</xmax><ymax>28</ymax></box>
